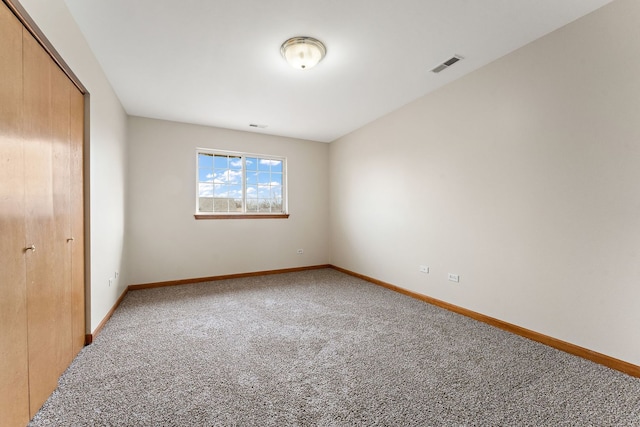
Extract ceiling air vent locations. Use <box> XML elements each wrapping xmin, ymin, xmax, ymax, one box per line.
<box><xmin>431</xmin><ymin>55</ymin><xmax>463</xmax><ymax>73</ymax></box>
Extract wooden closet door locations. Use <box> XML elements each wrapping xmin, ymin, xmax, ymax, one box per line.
<box><xmin>51</xmin><ymin>47</ymin><xmax>74</xmax><ymax>370</ymax></box>
<box><xmin>0</xmin><ymin>3</ymin><xmax>30</xmax><ymax>426</ymax></box>
<box><xmin>23</xmin><ymin>28</ymin><xmax>73</xmax><ymax>417</ymax></box>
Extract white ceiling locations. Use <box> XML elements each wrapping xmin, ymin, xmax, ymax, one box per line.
<box><xmin>63</xmin><ymin>0</ymin><xmax>614</xmax><ymax>143</ymax></box>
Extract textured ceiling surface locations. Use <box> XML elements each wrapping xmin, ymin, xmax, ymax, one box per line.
<box><xmin>63</xmin><ymin>0</ymin><xmax>614</xmax><ymax>142</ymax></box>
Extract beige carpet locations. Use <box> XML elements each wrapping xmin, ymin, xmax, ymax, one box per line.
<box><xmin>30</xmin><ymin>269</ymin><xmax>640</xmax><ymax>426</ymax></box>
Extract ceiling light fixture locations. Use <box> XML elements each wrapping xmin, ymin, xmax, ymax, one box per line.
<box><xmin>280</xmin><ymin>37</ymin><xmax>326</xmax><ymax>70</ymax></box>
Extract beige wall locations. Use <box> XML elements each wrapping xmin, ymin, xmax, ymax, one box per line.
<box><xmin>20</xmin><ymin>0</ymin><xmax>129</xmax><ymax>333</ymax></box>
<box><xmin>125</xmin><ymin>117</ymin><xmax>330</xmax><ymax>284</ymax></box>
<box><xmin>330</xmin><ymin>0</ymin><xmax>640</xmax><ymax>366</ymax></box>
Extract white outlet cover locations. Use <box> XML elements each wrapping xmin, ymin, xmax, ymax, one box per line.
<box><xmin>448</xmin><ymin>273</ymin><xmax>460</xmax><ymax>282</ymax></box>
<box><xmin>419</xmin><ymin>265</ymin><xmax>429</xmax><ymax>273</ymax></box>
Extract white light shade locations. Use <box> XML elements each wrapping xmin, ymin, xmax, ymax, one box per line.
<box><xmin>280</xmin><ymin>37</ymin><xmax>326</xmax><ymax>70</ymax></box>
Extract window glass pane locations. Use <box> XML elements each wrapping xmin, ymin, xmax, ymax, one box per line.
<box><xmin>215</xmin><ymin>170</ymin><xmax>224</xmax><ymax>183</ymax></box>
<box><xmin>246</xmin><ymin>199</ymin><xmax>258</xmax><ymax>212</ymax></box>
<box><xmin>198</xmin><ymin>197</ymin><xmax>213</xmax><ymax>212</ymax></box>
<box><xmin>228</xmin><ymin>185</ymin><xmax>242</xmax><ymax>199</ymax></box>
<box><xmin>270</xmin><ymin>160</ymin><xmax>282</xmax><ymax>173</ymax></box>
<box><xmin>270</xmin><ymin>173</ymin><xmax>282</xmax><ymax>186</ymax></box>
<box><xmin>227</xmin><ymin>169</ymin><xmax>242</xmax><ymax>185</ymax></box>
<box><xmin>246</xmin><ymin>157</ymin><xmax>257</xmax><ymax>170</ymax></box>
<box><xmin>258</xmin><ymin>158</ymin><xmax>271</xmax><ymax>171</ymax></box>
<box><xmin>219</xmin><ymin>169</ymin><xmax>235</xmax><ymax>184</ymax></box>
<box><xmin>229</xmin><ymin>156</ymin><xmax>242</xmax><ymax>170</ymax></box>
<box><xmin>198</xmin><ymin>183</ymin><xmax>213</xmax><ymax>197</ymax></box>
<box><xmin>215</xmin><ymin>184</ymin><xmax>230</xmax><ymax>197</ymax></box>
<box><xmin>246</xmin><ymin>185</ymin><xmax>258</xmax><ymax>199</ymax></box>
<box><xmin>214</xmin><ymin>155</ymin><xmax>228</xmax><ymax>169</ymax></box>
<box><xmin>258</xmin><ymin>186</ymin><xmax>271</xmax><ymax>199</ymax></box>
<box><xmin>258</xmin><ymin>199</ymin><xmax>271</xmax><ymax>212</ymax></box>
<box><xmin>246</xmin><ymin>172</ymin><xmax>258</xmax><ymax>185</ymax></box>
<box><xmin>198</xmin><ymin>153</ymin><xmax>213</xmax><ymax>168</ymax></box>
<box><xmin>271</xmin><ymin>200</ymin><xmax>283</xmax><ymax>212</ymax></box>
<box><xmin>271</xmin><ymin>187</ymin><xmax>282</xmax><ymax>199</ymax></box>
<box><xmin>213</xmin><ymin>199</ymin><xmax>230</xmax><ymax>212</ymax></box>
<box><xmin>258</xmin><ymin>172</ymin><xmax>271</xmax><ymax>185</ymax></box>
<box><xmin>198</xmin><ymin>169</ymin><xmax>214</xmax><ymax>182</ymax></box>
<box><xmin>231</xmin><ymin>199</ymin><xmax>243</xmax><ymax>212</ymax></box>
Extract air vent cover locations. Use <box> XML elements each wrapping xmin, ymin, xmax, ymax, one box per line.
<box><xmin>431</xmin><ymin>55</ymin><xmax>463</xmax><ymax>73</ymax></box>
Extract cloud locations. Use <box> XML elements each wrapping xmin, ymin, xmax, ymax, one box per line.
<box><xmin>227</xmin><ymin>188</ymin><xmax>242</xmax><ymax>198</ymax></box>
<box><xmin>198</xmin><ymin>183</ymin><xmax>213</xmax><ymax>197</ymax></box>
<box><xmin>260</xmin><ymin>159</ymin><xmax>281</xmax><ymax>166</ymax></box>
<box><xmin>257</xmin><ymin>182</ymin><xmax>281</xmax><ymax>188</ymax></box>
<box><xmin>213</xmin><ymin>170</ymin><xmax>242</xmax><ymax>184</ymax></box>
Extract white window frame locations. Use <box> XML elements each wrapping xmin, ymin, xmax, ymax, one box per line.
<box><xmin>194</xmin><ymin>148</ymin><xmax>288</xmax><ymax>219</ymax></box>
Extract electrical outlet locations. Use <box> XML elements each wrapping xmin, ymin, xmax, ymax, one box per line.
<box><xmin>297</xmin><ymin>249</ymin><xmax>304</xmax><ymax>254</ymax></box>
<box><xmin>115</xmin><ymin>271</ymin><xmax>119</xmax><ymax>279</ymax></box>
<box><xmin>448</xmin><ymin>273</ymin><xmax>460</xmax><ymax>283</ymax></box>
<box><xmin>108</xmin><ymin>278</ymin><xmax>113</xmax><ymax>287</ymax></box>
<box><xmin>419</xmin><ymin>265</ymin><xmax>429</xmax><ymax>273</ymax></box>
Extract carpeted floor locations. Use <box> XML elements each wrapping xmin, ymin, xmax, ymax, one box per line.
<box><xmin>30</xmin><ymin>269</ymin><xmax>640</xmax><ymax>426</ymax></box>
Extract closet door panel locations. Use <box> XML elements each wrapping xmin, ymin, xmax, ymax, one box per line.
<box><xmin>70</xmin><ymin>87</ymin><xmax>85</xmax><ymax>356</ymax></box>
<box><xmin>23</xmin><ymin>28</ymin><xmax>70</xmax><ymax>417</ymax></box>
<box><xmin>51</xmin><ymin>62</ymin><xmax>74</xmax><ymax>371</ymax></box>
<box><xmin>0</xmin><ymin>4</ymin><xmax>30</xmax><ymax>425</ymax></box>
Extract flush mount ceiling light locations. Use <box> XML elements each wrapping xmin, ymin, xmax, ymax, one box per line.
<box><xmin>280</xmin><ymin>37</ymin><xmax>326</xmax><ymax>70</ymax></box>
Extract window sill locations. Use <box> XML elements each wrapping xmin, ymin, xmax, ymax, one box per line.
<box><xmin>194</xmin><ymin>213</ymin><xmax>290</xmax><ymax>220</ymax></box>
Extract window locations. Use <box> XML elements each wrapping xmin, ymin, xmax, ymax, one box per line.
<box><xmin>196</xmin><ymin>149</ymin><xmax>288</xmax><ymax>219</ymax></box>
